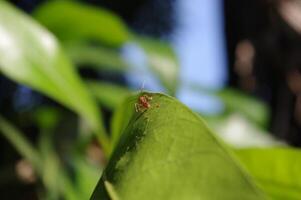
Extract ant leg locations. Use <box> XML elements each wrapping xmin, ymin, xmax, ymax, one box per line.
<box><xmin>139</xmin><ymin>80</ymin><xmax>146</xmax><ymax>93</ymax></box>
<box><xmin>135</xmin><ymin>103</ymin><xmax>139</xmax><ymax>112</ymax></box>
<box><xmin>135</xmin><ymin>103</ymin><xmax>144</xmax><ymax>112</ymax></box>
<box><xmin>144</xmin><ymin>94</ymin><xmax>152</xmax><ymax>101</ymax></box>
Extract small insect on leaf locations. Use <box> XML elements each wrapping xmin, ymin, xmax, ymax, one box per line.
<box><xmin>135</xmin><ymin>94</ymin><xmax>153</xmax><ymax>112</ymax></box>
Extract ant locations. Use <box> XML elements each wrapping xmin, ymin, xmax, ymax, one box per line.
<box><xmin>134</xmin><ymin>81</ymin><xmax>153</xmax><ymax>112</ymax></box>
<box><xmin>135</xmin><ymin>94</ymin><xmax>153</xmax><ymax>112</ymax></box>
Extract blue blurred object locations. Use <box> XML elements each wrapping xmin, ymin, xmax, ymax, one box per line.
<box><xmin>13</xmin><ymin>86</ymin><xmax>41</xmax><ymax>112</ymax></box>
<box><xmin>173</xmin><ymin>0</ymin><xmax>228</xmax><ymax>114</ymax></box>
<box><xmin>122</xmin><ymin>42</ymin><xmax>165</xmax><ymax>92</ymax></box>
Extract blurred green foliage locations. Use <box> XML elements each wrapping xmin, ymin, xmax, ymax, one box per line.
<box><xmin>217</xmin><ymin>88</ymin><xmax>270</xmax><ymax>128</ymax></box>
<box><xmin>33</xmin><ymin>0</ymin><xmax>130</xmax><ymax>46</ymax></box>
<box><xmin>0</xmin><ymin>1</ymin><xmax>109</xmax><ymax>153</ymax></box>
<box><xmin>65</xmin><ymin>43</ymin><xmax>128</xmax><ymax>72</ymax></box>
<box><xmin>0</xmin><ymin>0</ymin><xmax>300</xmax><ymax>200</ymax></box>
<box><xmin>87</xmin><ymin>80</ymin><xmax>132</xmax><ymax>110</ymax></box>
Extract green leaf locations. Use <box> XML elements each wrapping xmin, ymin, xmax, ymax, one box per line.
<box><xmin>91</xmin><ymin>93</ymin><xmax>266</xmax><ymax>200</ymax></box>
<box><xmin>33</xmin><ymin>0</ymin><xmax>130</xmax><ymax>46</ymax></box>
<box><xmin>41</xmin><ymin>148</ymin><xmax>61</xmax><ymax>199</ymax></box>
<box><xmin>235</xmin><ymin>147</ymin><xmax>301</xmax><ymax>200</ymax></box>
<box><xmin>37</xmin><ymin>123</ymin><xmax>81</xmax><ymax>200</ymax></box>
<box><xmin>33</xmin><ymin>106</ymin><xmax>61</xmax><ymax>131</ymax></box>
<box><xmin>0</xmin><ymin>116</ymin><xmax>79</xmax><ymax>200</ymax></box>
<box><xmin>0</xmin><ymin>1</ymin><xmax>110</xmax><ymax>153</ymax></box>
<box><xmin>0</xmin><ymin>115</ymin><xmax>41</xmax><ymax>170</ymax></box>
<box><xmin>134</xmin><ymin>37</ymin><xmax>179</xmax><ymax>95</ymax></box>
<box><xmin>217</xmin><ymin>88</ymin><xmax>270</xmax><ymax>128</ymax></box>
<box><xmin>87</xmin><ymin>80</ymin><xmax>132</xmax><ymax>110</ymax></box>
<box><xmin>74</xmin><ymin>158</ymin><xmax>102</xmax><ymax>200</ymax></box>
<box><xmin>65</xmin><ymin>43</ymin><xmax>128</xmax><ymax>72</ymax></box>
<box><xmin>47</xmin><ymin>161</ymin><xmax>81</xmax><ymax>200</ymax></box>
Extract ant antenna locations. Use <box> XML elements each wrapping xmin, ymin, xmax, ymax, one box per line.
<box><xmin>140</xmin><ymin>80</ymin><xmax>145</xmax><ymax>93</ymax></box>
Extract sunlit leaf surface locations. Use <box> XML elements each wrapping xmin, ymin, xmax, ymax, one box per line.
<box><xmin>91</xmin><ymin>93</ymin><xmax>266</xmax><ymax>200</ymax></box>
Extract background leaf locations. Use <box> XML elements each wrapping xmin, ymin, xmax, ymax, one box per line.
<box><xmin>65</xmin><ymin>43</ymin><xmax>128</xmax><ymax>72</ymax></box>
<box><xmin>91</xmin><ymin>93</ymin><xmax>266</xmax><ymax>200</ymax></box>
<box><xmin>0</xmin><ymin>1</ymin><xmax>110</xmax><ymax>153</ymax></box>
<box><xmin>33</xmin><ymin>1</ymin><xmax>179</xmax><ymax>96</ymax></box>
<box><xmin>217</xmin><ymin>88</ymin><xmax>270</xmax><ymax>128</ymax></box>
<box><xmin>33</xmin><ymin>0</ymin><xmax>130</xmax><ymax>46</ymax></box>
<box><xmin>235</xmin><ymin>147</ymin><xmax>301</xmax><ymax>200</ymax></box>
<box><xmin>74</xmin><ymin>158</ymin><xmax>102</xmax><ymax>200</ymax></box>
<box><xmin>206</xmin><ymin>114</ymin><xmax>284</xmax><ymax>148</ymax></box>
<box><xmin>0</xmin><ymin>115</ymin><xmax>79</xmax><ymax>200</ymax></box>
<box><xmin>87</xmin><ymin>80</ymin><xmax>132</xmax><ymax>110</ymax></box>
<box><xmin>190</xmin><ymin>85</ymin><xmax>269</xmax><ymax>128</ymax></box>
<box><xmin>0</xmin><ymin>115</ymin><xmax>41</xmax><ymax>170</ymax></box>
